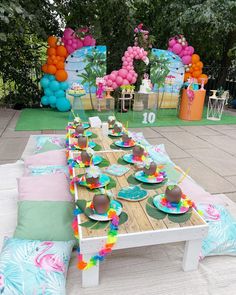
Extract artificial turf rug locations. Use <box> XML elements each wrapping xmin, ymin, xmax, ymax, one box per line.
<box><xmin>15</xmin><ymin>107</ymin><xmax>236</xmax><ymax>131</ymax></box>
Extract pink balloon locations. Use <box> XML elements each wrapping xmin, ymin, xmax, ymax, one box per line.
<box><xmin>72</xmin><ymin>43</ymin><xmax>77</xmax><ymax>49</ymax></box>
<box><xmin>91</xmin><ymin>38</ymin><xmax>96</xmax><ymax>46</ymax></box>
<box><xmin>112</xmin><ymin>82</ymin><xmax>118</xmax><ymax>89</ymax></box>
<box><xmin>116</xmin><ymin>76</ymin><xmax>123</xmax><ymax>86</ymax></box>
<box><xmin>131</xmin><ymin>77</ymin><xmax>136</xmax><ymax>84</ymax></box>
<box><xmin>122</xmin><ymin>79</ymin><xmax>129</xmax><ymax>86</ymax></box>
<box><xmin>124</xmin><ymin>51</ymin><xmax>130</xmax><ymax>57</ymax></box>
<box><xmin>118</xmin><ymin>69</ymin><xmax>128</xmax><ymax>78</ymax></box>
<box><xmin>67</xmin><ymin>39</ymin><xmax>72</xmax><ymax>45</ymax></box>
<box><xmin>187</xmin><ymin>46</ymin><xmax>194</xmax><ymax>55</ymax></box>
<box><xmin>76</xmin><ymin>39</ymin><xmax>83</xmax><ymax>48</ymax></box>
<box><xmin>126</xmin><ymin>66</ymin><xmax>132</xmax><ymax>71</ymax></box>
<box><xmin>168</xmin><ymin>47</ymin><xmax>173</xmax><ymax>52</ymax></box>
<box><xmin>127</xmin><ymin>73</ymin><xmax>133</xmax><ymax>82</ymax></box>
<box><xmin>83</xmin><ymin>35</ymin><xmax>93</xmax><ymax>46</ymax></box>
<box><xmin>67</xmin><ymin>46</ymin><xmax>74</xmax><ymax>54</ymax></box>
<box><xmin>122</xmin><ymin>57</ymin><xmax>126</xmax><ymax>62</ymax></box>
<box><xmin>123</xmin><ymin>61</ymin><xmax>128</xmax><ymax>67</ymax></box>
<box><xmin>179</xmin><ymin>51</ymin><xmax>184</xmax><ymax>57</ymax></box>
<box><xmin>107</xmin><ymin>79</ymin><xmax>113</xmax><ymax>87</ymax></box>
<box><xmin>109</xmin><ymin>74</ymin><xmax>116</xmax><ymax>81</ymax></box>
<box><xmin>172</xmin><ymin>43</ymin><xmax>182</xmax><ymax>54</ymax></box>
<box><xmin>168</xmin><ymin>39</ymin><xmax>176</xmax><ymax>47</ymax></box>
<box><xmin>63</xmin><ymin>28</ymin><xmax>74</xmax><ymax>40</ymax></box>
<box><xmin>182</xmin><ymin>55</ymin><xmax>192</xmax><ymax>65</ymax></box>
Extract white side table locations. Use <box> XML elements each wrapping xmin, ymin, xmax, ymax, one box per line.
<box><xmin>207</xmin><ymin>90</ymin><xmax>227</xmax><ymax>121</ymax></box>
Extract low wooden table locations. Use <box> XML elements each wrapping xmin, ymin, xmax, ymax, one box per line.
<box><xmin>71</xmin><ymin>129</ymin><xmax>208</xmax><ymax>287</ymax></box>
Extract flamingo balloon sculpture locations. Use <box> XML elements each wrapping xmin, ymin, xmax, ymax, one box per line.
<box><xmin>34</xmin><ymin>241</ymin><xmax>65</xmax><ymax>273</ymax></box>
<box><xmin>103</xmin><ymin>46</ymin><xmax>149</xmax><ymax>90</ymax></box>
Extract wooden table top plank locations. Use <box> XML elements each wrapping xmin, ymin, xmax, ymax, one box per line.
<box><xmin>104</xmin><ymin>151</ymin><xmax>140</xmax><ymax>234</ymax></box>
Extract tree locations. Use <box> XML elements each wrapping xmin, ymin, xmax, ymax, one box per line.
<box><xmin>0</xmin><ymin>0</ymin><xmax>62</xmax><ymax>107</ymax></box>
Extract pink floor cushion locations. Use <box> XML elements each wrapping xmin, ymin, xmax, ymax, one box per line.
<box><xmin>18</xmin><ymin>173</ymin><xmax>72</xmax><ymax>202</ymax></box>
<box><xmin>24</xmin><ymin>149</ymin><xmax>67</xmax><ymax>167</ymax></box>
<box><xmin>0</xmin><ymin>237</ymin><xmax>74</xmax><ymax>294</ymax></box>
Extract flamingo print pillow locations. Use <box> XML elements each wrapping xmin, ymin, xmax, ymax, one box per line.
<box><xmin>0</xmin><ymin>237</ymin><xmax>74</xmax><ymax>295</ymax></box>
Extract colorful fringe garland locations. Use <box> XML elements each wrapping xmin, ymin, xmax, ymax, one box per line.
<box><xmin>72</xmin><ymin>208</ymin><xmax>119</xmax><ymax>270</ymax></box>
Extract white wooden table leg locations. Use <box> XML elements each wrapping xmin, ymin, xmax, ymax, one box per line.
<box><xmin>182</xmin><ymin>239</ymin><xmax>202</xmax><ymax>271</ymax></box>
<box><xmin>82</xmin><ymin>253</ymin><xmax>100</xmax><ymax>287</ymax></box>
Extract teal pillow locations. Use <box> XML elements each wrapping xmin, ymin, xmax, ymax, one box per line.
<box><xmin>28</xmin><ymin>165</ymin><xmax>69</xmax><ymax>177</ymax></box>
<box><xmin>14</xmin><ymin>201</ymin><xmax>75</xmax><ymax>241</ymax></box>
<box><xmin>36</xmin><ymin>140</ymin><xmax>63</xmax><ymax>154</ymax></box>
<box><xmin>0</xmin><ymin>237</ymin><xmax>74</xmax><ymax>295</ymax></box>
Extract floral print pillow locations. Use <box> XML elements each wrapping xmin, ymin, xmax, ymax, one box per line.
<box><xmin>35</xmin><ymin>136</ymin><xmax>66</xmax><ymax>154</ymax></box>
<box><xmin>0</xmin><ymin>238</ymin><xmax>74</xmax><ymax>295</ymax></box>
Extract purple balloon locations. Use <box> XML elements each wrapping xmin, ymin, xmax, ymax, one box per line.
<box><xmin>77</xmin><ymin>39</ymin><xmax>83</xmax><ymax>48</ymax></box>
<box><xmin>179</xmin><ymin>51</ymin><xmax>184</xmax><ymax>57</ymax></box>
<box><xmin>67</xmin><ymin>39</ymin><xmax>72</xmax><ymax>45</ymax></box>
<box><xmin>172</xmin><ymin>43</ymin><xmax>182</xmax><ymax>54</ymax></box>
<box><xmin>67</xmin><ymin>46</ymin><xmax>74</xmax><ymax>54</ymax></box>
<box><xmin>91</xmin><ymin>38</ymin><xmax>96</xmax><ymax>46</ymax></box>
<box><xmin>182</xmin><ymin>55</ymin><xmax>192</xmax><ymax>65</ymax></box>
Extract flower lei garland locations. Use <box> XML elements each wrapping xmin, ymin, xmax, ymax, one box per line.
<box><xmin>72</xmin><ymin>207</ymin><xmax>119</xmax><ymax>270</ymax></box>
<box><xmin>160</xmin><ymin>194</ymin><xmax>196</xmax><ymax>212</ymax></box>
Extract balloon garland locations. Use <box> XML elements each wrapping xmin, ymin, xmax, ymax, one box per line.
<box><xmin>168</xmin><ymin>35</ymin><xmax>208</xmax><ymax>85</ymax></box>
<box><xmin>40</xmin><ymin>27</ymin><xmax>96</xmax><ymax>111</ymax></box>
<box><xmin>103</xmin><ymin>46</ymin><xmax>149</xmax><ymax>90</ymax></box>
<box><xmin>62</xmin><ymin>27</ymin><xmax>96</xmax><ymax>55</ymax></box>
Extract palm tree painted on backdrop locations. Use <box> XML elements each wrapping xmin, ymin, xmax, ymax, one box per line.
<box><xmin>150</xmin><ymin>53</ymin><xmax>170</xmax><ymax>109</ymax></box>
<box><xmin>77</xmin><ymin>48</ymin><xmax>106</xmax><ymax>109</ymax></box>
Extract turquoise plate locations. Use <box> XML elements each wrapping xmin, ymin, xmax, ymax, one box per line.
<box><xmin>118</xmin><ymin>186</ymin><xmax>148</xmax><ymax>201</ymax></box>
<box><xmin>76</xmin><ymin>154</ymin><xmax>103</xmax><ymax>166</ymax></box>
<box><xmin>153</xmin><ymin>194</ymin><xmax>190</xmax><ymax>214</ymax></box>
<box><xmin>78</xmin><ymin>174</ymin><xmax>110</xmax><ymax>189</ymax></box>
<box><xmin>134</xmin><ymin>171</ymin><xmax>165</xmax><ymax>184</ymax></box>
<box><xmin>115</xmin><ymin>140</ymin><xmax>135</xmax><ymax>148</ymax></box>
<box><xmin>83</xmin><ymin>123</ymin><xmax>90</xmax><ymax>129</ymax></box>
<box><xmin>123</xmin><ymin>153</ymin><xmax>143</xmax><ymax>164</ymax></box>
<box><xmin>89</xmin><ymin>200</ymin><xmax>122</xmax><ymax>221</ymax></box>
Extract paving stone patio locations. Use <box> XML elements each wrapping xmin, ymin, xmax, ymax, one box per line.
<box><xmin>0</xmin><ymin>108</ymin><xmax>236</xmax><ymax>203</ymax></box>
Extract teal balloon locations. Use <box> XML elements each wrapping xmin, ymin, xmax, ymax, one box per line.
<box><xmin>41</xmin><ymin>96</ymin><xmax>49</xmax><ymax>106</ymax></box>
<box><xmin>60</xmin><ymin>81</ymin><xmax>69</xmax><ymax>90</ymax></box>
<box><xmin>48</xmin><ymin>95</ymin><xmax>56</xmax><ymax>104</ymax></box>
<box><xmin>50</xmin><ymin>103</ymin><xmax>56</xmax><ymax>108</ymax></box>
<box><xmin>44</xmin><ymin>88</ymin><xmax>54</xmax><ymax>96</ymax></box>
<box><xmin>40</xmin><ymin>77</ymin><xmax>49</xmax><ymax>88</ymax></box>
<box><xmin>49</xmin><ymin>81</ymin><xmax>60</xmax><ymax>91</ymax></box>
<box><xmin>56</xmin><ymin>98</ymin><xmax>71</xmax><ymax>112</ymax></box>
<box><xmin>48</xmin><ymin>74</ymin><xmax>55</xmax><ymax>81</ymax></box>
<box><xmin>55</xmin><ymin>90</ymin><xmax>65</xmax><ymax>98</ymax></box>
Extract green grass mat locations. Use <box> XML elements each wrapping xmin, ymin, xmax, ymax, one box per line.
<box><xmin>15</xmin><ymin>108</ymin><xmax>236</xmax><ymax>131</ymax></box>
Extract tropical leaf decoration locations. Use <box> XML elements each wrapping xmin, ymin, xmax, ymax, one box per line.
<box><xmin>93</xmin><ymin>143</ymin><xmax>102</xmax><ymax>151</ymax></box>
<box><xmin>76</xmin><ymin>199</ymin><xmax>128</xmax><ymax>230</ymax></box>
<box><xmin>90</xmin><ymin>132</ymin><xmax>98</xmax><ymax>139</ymax></box>
<box><xmin>117</xmin><ymin>157</ymin><xmax>129</xmax><ymax>165</ymax></box>
<box><xmin>98</xmin><ymin>158</ymin><xmax>110</xmax><ymax>168</ymax></box>
<box><xmin>77</xmin><ymin>47</ymin><xmax>106</xmax><ymax>109</ymax></box>
<box><xmin>146</xmin><ymin>196</ymin><xmax>192</xmax><ymax>223</ymax></box>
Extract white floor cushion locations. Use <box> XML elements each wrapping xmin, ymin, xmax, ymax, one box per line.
<box><xmin>0</xmin><ymin>189</ymin><xmax>18</xmax><ymax>250</ymax></box>
<box><xmin>0</xmin><ymin>161</ymin><xmax>24</xmax><ymax>190</ymax></box>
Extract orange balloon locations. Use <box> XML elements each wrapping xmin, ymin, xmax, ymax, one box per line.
<box><xmin>198</xmin><ymin>74</ymin><xmax>208</xmax><ymax>84</ymax></box>
<box><xmin>47</xmin><ymin>36</ymin><xmax>57</xmax><ymax>48</ymax></box>
<box><xmin>184</xmin><ymin>72</ymin><xmax>192</xmax><ymax>82</ymax></box>
<box><xmin>192</xmin><ymin>54</ymin><xmax>200</xmax><ymax>64</ymax></box>
<box><xmin>47</xmin><ymin>57</ymin><xmax>53</xmax><ymax>65</ymax></box>
<box><xmin>56</xmin><ymin>46</ymin><xmax>67</xmax><ymax>57</ymax></box>
<box><xmin>55</xmin><ymin>70</ymin><xmax>68</xmax><ymax>81</ymax></box>
<box><xmin>197</xmin><ymin>61</ymin><xmax>203</xmax><ymax>68</ymax></box>
<box><xmin>192</xmin><ymin>70</ymin><xmax>202</xmax><ymax>78</ymax></box>
<box><xmin>59</xmin><ymin>57</ymin><xmax>65</xmax><ymax>62</ymax></box>
<box><xmin>189</xmin><ymin>67</ymin><xmax>194</xmax><ymax>73</ymax></box>
<box><xmin>56</xmin><ymin>61</ymin><xmax>65</xmax><ymax>70</ymax></box>
<box><xmin>42</xmin><ymin>64</ymin><xmax>48</xmax><ymax>73</ymax></box>
<box><xmin>47</xmin><ymin>64</ymin><xmax>57</xmax><ymax>75</ymax></box>
<box><xmin>47</xmin><ymin>47</ymin><xmax>56</xmax><ymax>56</ymax></box>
